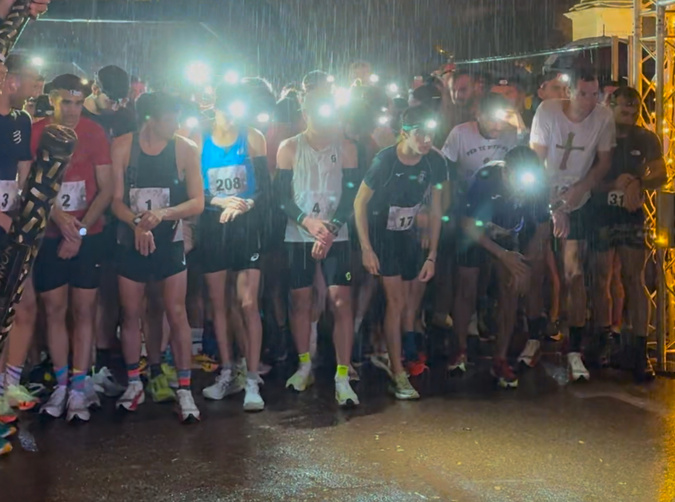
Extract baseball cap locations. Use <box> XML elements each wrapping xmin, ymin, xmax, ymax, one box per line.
<box><xmin>5</xmin><ymin>54</ymin><xmax>43</xmax><ymax>77</ymax></box>
<box><xmin>492</xmin><ymin>76</ymin><xmax>524</xmax><ymax>91</ymax></box>
<box><xmin>95</xmin><ymin>65</ymin><xmax>130</xmax><ymax>101</ymax></box>
<box><xmin>49</xmin><ymin>74</ymin><xmax>85</xmax><ymax>97</ymax></box>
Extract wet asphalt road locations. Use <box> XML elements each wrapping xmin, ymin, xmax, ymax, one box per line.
<box><xmin>1</xmin><ymin>360</ymin><xmax>674</xmax><ymax>502</ymax></box>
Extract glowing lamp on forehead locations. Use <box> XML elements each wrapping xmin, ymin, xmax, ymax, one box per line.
<box><xmin>425</xmin><ymin>119</ymin><xmax>437</xmax><ymax>130</ymax></box>
<box><xmin>335</xmin><ymin>87</ymin><xmax>351</xmax><ymax>107</ymax></box>
<box><xmin>318</xmin><ymin>103</ymin><xmax>334</xmax><ymax>118</ymax></box>
<box><xmin>560</xmin><ymin>73</ymin><xmax>570</xmax><ymax>83</ymax></box>
<box><xmin>369</xmin><ymin>74</ymin><xmax>380</xmax><ymax>84</ymax></box>
<box><xmin>327</xmin><ymin>75</ymin><xmax>335</xmax><ymax>83</ymax></box>
<box><xmin>378</xmin><ymin>115</ymin><xmax>390</xmax><ymax>126</ymax></box>
<box><xmin>228</xmin><ymin>100</ymin><xmax>246</xmax><ymax>119</ymax></box>
<box><xmin>387</xmin><ymin>83</ymin><xmax>398</xmax><ymax>94</ymax></box>
<box><xmin>80</xmin><ymin>78</ymin><xmax>89</xmax><ymax>86</ymax></box>
<box><xmin>30</xmin><ymin>56</ymin><xmax>44</xmax><ymax>67</ymax></box>
<box><xmin>494</xmin><ymin>109</ymin><xmax>507</xmax><ymax>121</ymax></box>
<box><xmin>256</xmin><ymin>112</ymin><xmax>270</xmax><ymax>124</ymax></box>
<box><xmin>521</xmin><ymin>172</ymin><xmax>536</xmax><ymax>185</ymax></box>
<box><xmin>186</xmin><ymin>62</ymin><xmax>211</xmax><ymax>86</ymax></box>
<box><xmin>185</xmin><ymin>117</ymin><xmax>200</xmax><ymax>129</ymax></box>
<box><xmin>223</xmin><ymin>70</ymin><xmax>240</xmax><ymax>85</ymax></box>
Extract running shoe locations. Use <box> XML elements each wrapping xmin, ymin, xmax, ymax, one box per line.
<box><xmin>161</xmin><ymin>363</ymin><xmax>179</xmax><ymax>389</ymax></box>
<box><xmin>430</xmin><ymin>313</ymin><xmax>454</xmax><ymax>330</ymax></box>
<box><xmin>405</xmin><ymin>359</ymin><xmax>429</xmax><ymax>377</ymax></box>
<box><xmin>243</xmin><ymin>376</ymin><xmax>265</xmax><ymax>412</ymax></box>
<box><xmin>369</xmin><ymin>353</ymin><xmax>393</xmax><ymax>379</ymax></box>
<box><xmin>176</xmin><ymin>389</ymin><xmax>200</xmax><ymax>423</ymax></box>
<box><xmin>202</xmin><ymin>369</ymin><xmax>244</xmax><ymax>400</ymax></box>
<box><xmin>5</xmin><ymin>384</ymin><xmax>39</xmax><ymax>411</ymax></box>
<box><xmin>83</xmin><ymin>377</ymin><xmax>101</xmax><ymax>409</ymax></box>
<box><xmin>391</xmin><ymin>372</ymin><xmax>420</xmax><ymax>400</ymax></box>
<box><xmin>447</xmin><ymin>351</ymin><xmax>468</xmax><ymax>374</ymax></box>
<box><xmin>348</xmin><ymin>364</ymin><xmax>360</xmax><ymax>382</ymax></box>
<box><xmin>568</xmin><ymin>352</ymin><xmax>590</xmax><ymax>382</ymax></box>
<box><xmin>0</xmin><ymin>395</ymin><xmax>17</xmax><ymax>424</ymax></box>
<box><xmin>66</xmin><ymin>389</ymin><xmax>90</xmax><ymax>422</ymax></box>
<box><xmin>545</xmin><ymin>319</ymin><xmax>563</xmax><ymax>342</ymax></box>
<box><xmin>148</xmin><ymin>374</ymin><xmax>176</xmax><ymax>403</ymax></box>
<box><xmin>335</xmin><ymin>376</ymin><xmax>359</xmax><ymax>407</ymax></box>
<box><xmin>518</xmin><ymin>340</ymin><xmax>541</xmax><ymax>368</ymax></box>
<box><xmin>0</xmin><ymin>438</ymin><xmax>12</xmax><ymax>456</ymax></box>
<box><xmin>116</xmin><ymin>381</ymin><xmax>145</xmax><ymax>411</ymax></box>
<box><xmin>40</xmin><ymin>386</ymin><xmax>67</xmax><ymax>418</ymax></box>
<box><xmin>0</xmin><ymin>423</ymin><xmax>16</xmax><ymax>438</ymax></box>
<box><xmin>286</xmin><ymin>368</ymin><xmax>314</xmax><ymax>392</ymax></box>
<box><xmin>492</xmin><ymin>358</ymin><xmax>518</xmax><ymax>388</ymax></box>
<box><xmin>91</xmin><ymin>367</ymin><xmax>125</xmax><ymax>397</ymax></box>
<box><xmin>467</xmin><ymin>312</ymin><xmax>479</xmax><ymax>336</ymax></box>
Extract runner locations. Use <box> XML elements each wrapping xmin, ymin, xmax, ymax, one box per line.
<box><xmin>111</xmin><ymin>92</ymin><xmax>204</xmax><ymax>422</ymax></box>
<box><xmin>276</xmin><ymin>88</ymin><xmax>360</xmax><ymax>406</ymax></box>
<box><xmin>199</xmin><ymin>83</ymin><xmax>270</xmax><ymax>412</ymax></box>
<box><xmin>34</xmin><ymin>74</ymin><xmax>113</xmax><ymax>422</ymax></box>
<box><xmin>353</xmin><ymin>105</ymin><xmax>445</xmax><ymax>399</ymax></box>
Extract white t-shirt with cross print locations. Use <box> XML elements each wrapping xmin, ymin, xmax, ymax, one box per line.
<box><xmin>531</xmin><ymin>99</ymin><xmax>616</xmax><ymax>205</ymax></box>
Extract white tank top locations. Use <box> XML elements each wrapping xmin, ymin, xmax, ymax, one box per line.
<box><xmin>284</xmin><ymin>133</ymin><xmax>349</xmax><ymax>243</ymax></box>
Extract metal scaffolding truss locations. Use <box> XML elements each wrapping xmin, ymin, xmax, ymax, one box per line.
<box><xmin>631</xmin><ymin>0</ymin><xmax>675</xmax><ymax>372</ymax></box>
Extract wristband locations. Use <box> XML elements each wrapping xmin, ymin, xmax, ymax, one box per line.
<box><xmin>426</xmin><ymin>257</ymin><xmax>435</xmax><ymax>263</ymax></box>
<box><xmin>296</xmin><ymin>212</ymin><xmax>307</xmax><ymax>224</ymax></box>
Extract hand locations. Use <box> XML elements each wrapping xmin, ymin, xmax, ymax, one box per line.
<box><xmin>212</xmin><ymin>196</ymin><xmax>249</xmax><ymax>212</ymax></box>
<box><xmin>29</xmin><ymin>0</ymin><xmax>49</xmax><ymax>18</ymax></box>
<box><xmin>499</xmin><ymin>250</ymin><xmax>530</xmax><ymax>291</ymax></box>
<box><xmin>302</xmin><ymin>217</ymin><xmax>334</xmax><ymax>245</ymax></box>
<box><xmin>624</xmin><ymin>178</ymin><xmax>644</xmax><ymax>212</ymax></box>
<box><xmin>504</xmin><ymin>109</ymin><xmax>526</xmax><ymax>132</ymax></box>
<box><xmin>312</xmin><ymin>240</ymin><xmax>331</xmax><ymax>260</ymax></box>
<box><xmin>53</xmin><ymin>210</ymin><xmax>83</xmax><ymax>241</ymax></box>
<box><xmin>553</xmin><ymin>183</ymin><xmax>587</xmax><ymax>212</ymax></box>
<box><xmin>137</xmin><ymin>209</ymin><xmax>164</xmax><ymax>231</ymax></box>
<box><xmin>417</xmin><ymin>259</ymin><xmax>435</xmax><ymax>282</ymax></box>
<box><xmin>134</xmin><ymin>226</ymin><xmax>156</xmax><ymax>256</ymax></box>
<box><xmin>57</xmin><ymin>238</ymin><xmax>81</xmax><ymax>260</ymax></box>
<box><xmin>220</xmin><ymin>207</ymin><xmax>243</xmax><ymax>223</ymax></box>
<box><xmin>0</xmin><ymin>212</ymin><xmax>11</xmax><ymax>233</ymax></box>
<box><xmin>615</xmin><ymin>173</ymin><xmax>638</xmax><ymax>191</ymax></box>
<box><xmin>362</xmin><ymin>248</ymin><xmax>380</xmax><ymax>276</ymax></box>
<box><xmin>552</xmin><ymin>210</ymin><xmax>569</xmax><ymax>239</ymax></box>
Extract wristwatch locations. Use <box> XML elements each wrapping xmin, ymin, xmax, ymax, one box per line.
<box><xmin>79</xmin><ymin>227</ymin><xmax>87</xmax><ymax>237</ymax></box>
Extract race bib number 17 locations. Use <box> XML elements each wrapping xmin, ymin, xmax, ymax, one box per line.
<box><xmin>387</xmin><ymin>204</ymin><xmax>420</xmax><ymax>231</ymax></box>
<box><xmin>57</xmin><ymin>181</ymin><xmax>87</xmax><ymax>212</ymax></box>
<box><xmin>129</xmin><ymin>187</ymin><xmax>170</xmax><ymax>213</ymax></box>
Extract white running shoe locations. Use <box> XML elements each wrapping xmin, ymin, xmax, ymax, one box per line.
<box><xmin>335</xmin><ymin>376</ymin><xmax>359</xmax><ymax>407</ymax></box>
<box><xmin>176</xmin><ymin>389</ymin><xmax>200</xmax><ymax>423</ymax></box>
<box><xmin>202</xmin><ymin>369</ymin><xmax>244</xmax><ymax>400</ymax></box>
<box><xmin>286</xmin><ymin>366</ymin><xmax>314</xmax><ymax>392</ymax></box>
<box><xmin>84</xmin><ymin>377</ymin><xmax>101</xmax><ymax>409</ymax></box>
<box><xmin>369</xmin><ymin>353</ymin><xmax>393</xmax><ymax>379</ymax></box>
<box><xmin>40</xmin><ymin>385</ymin><xmax>67</xmax><ymax>418</ymax></box>
<box><xmin>467</xmin><ymin>312</ymin><xmax>479</xmax><ymax>336</ymax></box>
<box><xmin>391</xmin><ymin>372</ymin><xmax>420</xmax><ymax>400</ymax></box>
<box><xmin>518</xmin><ymin>340</ymin><xmax>541</xmax><ymax>368</ymax></box>
<box><xmin>66</xmin><ymin>389</ymin><xmax>90</xmax><ymax>422</ymax></box>
<box><xmin>92</xmin><ymin>367</ymin><xmax>126</xmax><ymax>397</ymax></box>
<box><xmin>116</xmin><ymin>381</ymin><xmax>145</xmax><ymax>411</ymax></box>
<box><xmin>243</xmin><ymin>376</ymin><xmax>265</xmax><ymax>412</ymax></box>
<box><xmin>568</xmin><ymin>352</ymin><xmax>590</xmax><ymax>382</ymax></box>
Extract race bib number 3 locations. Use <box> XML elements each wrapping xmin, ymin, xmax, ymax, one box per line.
<box><xmin>57</xmin><ymin>181</ymin><xmax>87</xmax><ymax>212</ymax></box>
<box><xmin>130</xmin><ymin>187</ymin><xmax>170</xmax><ymax>213</ymax></box>
<box><xmin>607</xmin><ymin>191</ymin><xmax>625</xmax><ymax>207</ymax></box>
<box><xmin>387</xmin><ymin>204</ymin><xmax>420</xmax><ymax>231</ymax></box>
<box><xmin>207</xmin><ymin>165</ymin><xmax>248</xmax><ymax>197</ymax></box>
<box><xmin>0</xmin><ymin>180</ymin><xmax>18</xmax><ymax>212</ymax></box>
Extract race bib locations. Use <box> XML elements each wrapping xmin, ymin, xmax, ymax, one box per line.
<box><xmin>607</xmin><ymin>190</ymin><xmax>625</xmax><ymax>207</ymax></box>
<box><xmin>305</xmin><ymin>191</ymin><xmax>339</xmax><ymax>221</ymax></box>
<box><xmin>129</xmin><ymin>187</ymin><xmax>170</xmax><ymax>213</ymax></box>
<box><xmin>0</xmin><ymin>180</ymin><xmax>18</xmax><ymax>212</ymax></box>
<box><xmin>207</xmin><ymin>165</ymin><xmax>248</xmax><ymax>197</ymax></box>
<box><xmin>387</xmin><ymin>204</ymin><xmax>420</xmax><ymax>231</ymax></box>
<box><xmin>57</xmin><ymin>181</ymin><xmax>87</xmax><ymax>212</ymax></box>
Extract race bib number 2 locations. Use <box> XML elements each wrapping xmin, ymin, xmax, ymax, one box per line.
<box><xmin>57</xmin><ymin>181</ymin><xmax>87</xmax><ymax>212</ymax></box>
<box><xmin>387</xmin><ymin>204</ymin><xmax>420</xmax><ymax>231</ymax></box>
<box><xmin>0</xmin><ymin>180</ymin><xmax>18</xmax><ymax>212</ymax></box>
<box><xmin>607</xmin><ymin>191</ymin><xmax>625</xmax><ymax>207</ymax></box>
<box><xmin>129</xmin><ymin>187</ymin><xmax>170</xmax><ymax>213</ymax></box>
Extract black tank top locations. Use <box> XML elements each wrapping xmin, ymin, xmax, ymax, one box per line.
<box><xmin>120</xmin><ymin>133</ymin><xmax>187</xmax><ymax>245</ymax></box>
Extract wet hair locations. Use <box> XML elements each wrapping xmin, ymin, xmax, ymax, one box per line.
<box><xmin>400</xmin><ymin>105</ymin><xmax>434</xmax><ymax>129</ymax></box>
<box><xmin>341</xmin><ymin>97</ymin><xmax>378</xmax><ymax>135</ymax></box>
<box><xmin>570</xmin><ymin>69</ymin><xmax>598</xmax><ymax>90</ymax></box>
<box><xmin>611</xmin><ymin>86</ymin><xmax>640</xmax><ymax>104</ymax></box>
<box><xmin>504</xmin><ymin>146</ymin><xmax>543</xmax><ymax>173</ymax></box>
<box><xmin>351</xmin><ymin>84</ymin><xmax>388</xmax><ymax>111</ymax></box>
<box><xmin>411</xmin><ymin>83</ymin><xmax>442</xmax><ymax>111</ymax></box>
<box><xmin>477</xmin><ymin>92</ymin><xmax>511</xmax><ymax>116</ymax></box>
<box><xmin>214</xmin><ymin>83</ymin><xmax>247</xmax><ymax>111</ymax></box>
<box><xmin>302</xmin><ymin>87</ymin><xmax>334</xmax><ymax>114</ymax></box>
<box><xmin>302</xmin><ymin>70</ymin><xmax>331</xmax><ymax>94</ymax></box>
<box><xmin>136</xmin><ymin>91</ymin><xmax>181</xmax><ymax>124</ymax></box>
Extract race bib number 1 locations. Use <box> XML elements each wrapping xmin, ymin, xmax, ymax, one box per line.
<box><xmin>57</xmin><ymin>181</ymin><xmax>87</xmax><ymax>212</ymax></box>
<box><xmin>129</xmin><ymin>187</ymin><xmax>170</xmax><ymax>213</ymax></box>
<box><xmin>387</xmin><ymin>204</ymin><xmax>420</xmax><ymax>231</ymax></box>
<box><xmin>0</xmin><ymin>180</ymin><xmax>18</xmax><ymax>212</ymax></box>
<box><xmin>207</xmin><ymin>165</ymin><xmax>248</xmax><ymax>197</ymax></box>
<box><xmin>607</xmin><ymin>191</ymin><xmax>625</xmax><ymax>207</ymax></box>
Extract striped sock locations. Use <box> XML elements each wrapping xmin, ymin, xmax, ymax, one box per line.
<box><xmin>5</xmin><ymin>365</ymin><xmax>23</xmax><ymax>388</ymax></box>
<box><xmin>70</xmin><ymin>369</ymin><xmax>86</xmax><ymax>393</ymax></box>
<box><xmin>54</xmin><ymin>365</ymin><xmax>69</xmax><ymax>388</ymax></box>
<box><xmin>177</xmin><ymin>369</ymin><xmax>191</xmax><ymax>390</ymax></box>
<box><xmin>127</xmin><ymin>363</ymin><xmax>141</xmax><ymax>384</ymax></box>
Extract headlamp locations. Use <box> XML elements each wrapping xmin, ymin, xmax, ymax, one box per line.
<box><xmin>369</xmin><ymin>74</ymin><xmax>380</xmax><ymax>84</ymax></box>
<box><xmin>186</xmin><ymin>62</ymin><xmax>211</xmax><ymax>86</ymax></box>
<box><xmin>223</xmin><ymin>70</ymin><xmax>240</xmax><ymax>85</ymax></box>
<box><xmin>185</xmin><ymin>117</ymin><xmax>200</xmax><ymax>129</ymax></box>
<box><xmin>256</xmin><ymin>112</ymin><xmax>270</xmax><ymax>124</ymax></box>
<box><xmin>378</xmin><ymin>115</ymin><xmax>390</xmax><ymax>126</ymax></box>
<box><xmin>494</xmin><ymin>109</ymin><xmax>507</xmax><ymax>121</ymax></box>
<box><xmin>387</xmin><ymin>83</ymin><xmax>399</xmax><ymax>94</ymax></box>
<box><xmin>335</xmin><ymin>87</ymin><xmax>351</xmax><ymax>107</ymax></box>
<box><xmin>318</xmin><ymin>104</ymin><xmax>334</xmax><ymax>118</ymax></box>
<box><xmin>228</xmin><ymin>100</ymin><xmax>246</xmax><ymax>119</ymax></box>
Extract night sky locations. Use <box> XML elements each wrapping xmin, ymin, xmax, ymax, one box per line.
<box><xmin>15</xmin><ymin>0</ymin><xmax>578</xmax><ymax>86</ymax></box>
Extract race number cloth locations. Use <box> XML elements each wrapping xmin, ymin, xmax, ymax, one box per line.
<box><xmin>0</xmin><ymin>180</ymin><xmax>18</xmax><ymax>212</ymax></box>
<box><xmin>206</xmin><ymin>165</ymin><xmax>248</xmax><ymax>197</ymax></box>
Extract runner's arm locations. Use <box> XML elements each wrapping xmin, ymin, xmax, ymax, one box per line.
<box><xmin>461</xmin><ymin>216</ymin><xmax>508</xmax><ymax>258</ymax></box>
<box><xmin>427</xmin><ymin>183</ymin><xmax>443</xmax><ymax>262</ymax></box>
<box><xmin>160</xmin><ymin>137</ymin><xmax>204</xmax><ymax>221</ymax></box>
<box><xmin>245</xmin><ymin>128</ymin><xmax>270</xmax><ymax>208</ymax></box>
<box><xmin>353</xmin><ymin>182</ymin><xmax>374</xmax><ymax>252</ymax></box>
<box><xmin>328</xmin><ymin>140</ymin><xmax>359</xmax><ymax>233</ymax></box>
<box><xmin>275</xmin><ymin>139</ymin><xmax>306</xmax><ymax>224</ymax></box>
<box><xmin>80</xmin><ymin>162</ymin><xmax>113</xmax><ymax>230</ymax></box>
<box><xmin>111</xmin><ymin>134</ymin><xmax>138</xmax><ymax>229</ymax></box>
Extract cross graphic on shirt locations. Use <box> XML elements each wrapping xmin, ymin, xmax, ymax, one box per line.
<box><xmin>555</xmin><ymin>132</ymin><xmax>585</xmax><ymax>171</ymax></box>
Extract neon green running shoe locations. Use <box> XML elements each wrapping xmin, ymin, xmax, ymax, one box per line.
<box><xmin>148</xmin><ymin>374</ymin><xmax>176</xmax><ymax>403</ymax></box>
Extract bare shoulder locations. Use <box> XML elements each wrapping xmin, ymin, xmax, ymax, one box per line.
<box><xmin>247</xmin><ymin>126</ymin><xmax>267</xmax><ymax>156</ymax></box>
<box><xmin>175</xmin><ymin>134</ymin><xmax>199</xmax><ymax>154</ymax></box>
<box><xmin>277</xmin><ymin>135</ymin><xmax>298</xmax><ymax>169</ymax></box>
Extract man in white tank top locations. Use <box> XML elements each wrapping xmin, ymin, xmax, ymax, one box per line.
<box><xmin>530</xmin><ymin>71</ymin><xmax>616</xmax><ymax>382</ymax></box>
<box><xmin>276</xmin><ymin>89</ymin><xmax>361</xmax><ymax>407</ymax></box>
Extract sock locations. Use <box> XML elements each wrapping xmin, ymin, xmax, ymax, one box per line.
<box><xmin>5</xmin><ymin>364</ymin><xmax>22</xmax><ymax>388</ymax></box>
<box><xmin>150</xmin><ymin>364</ymin><xmax>162</xmax><ymax>379</ymax></box>
<box><xmin>95</xmin><ymin>349</ymin><xmax>112</xmax><ymax>371</ymax></box>
<box><xmin>162</xmin><ymin>347</ymin><xmax>174</xmax><ymax>366</ymax></box>
<box><xmin>528</xmin><ymin>317</ymin><xmax>546</xmax><ymax>341</ymax></box>
<box><xmin>569</xmin><ymin>326</ymin><xmax>584</xmax><ymax>353</ymax></box>
<box><xmin>336</xmin><ymin>365</ymin><xmax>348</xmax><ymax>379</ymax></box>
<box><xmin>298</xmin><ymin>352</ymin><xmax>312</xmax><ymax>373</ymax></box>
<box><xmin>246</xmin><ymin>371</ymin><xmax>258</xmax><ymax>381</ymax></box>
<box><xmin>55</xmin><ymin>365</ymin><xmax>69</xmax><ymax>387</ymax></box>
<box><xmin>354</xmin><ymin>316</ymin><xmax>363</xmax><ymax>336</ymax></box>
<box><xmin>126</xmin><ymin>363</ymin><xmax>141</xmax><ymax>384</ymax></box>
<box><xmin>177</xmin><ymin>369</ymin><xmax>191</xmax><ymax>390</ymax></box>
<box><xmin>403</xmin><ymin>331</ymin><xmax>418</xmax><ymax>362</ymax></box>
<box><xmin>70</xmin><ymin>369</ymin><xmax>86</xmax><ymax>393</ymax></box>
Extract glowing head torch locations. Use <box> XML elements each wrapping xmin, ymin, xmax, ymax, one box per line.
<box><xmin>256</xmin><ymin>112</ymin><xmax>270</xmax><ymax>124</ymax></box>
<box><xmin>318</xmin><ymin>103</ymin><xmax>334</xmax><ymax>118</ymax></box>
<box><xmin>378</xmin><ymin>115</ymin><xmax>390</xmax><ymax>126</ymax></box>
<box><xmin>228</xmin><ymin>100</ymin><xmax>246</xmax><ymax>119</ymax></box>
<box><xmin>185</xmin><ymin>116</ymin><xmax>200</xmax><ymax>129</ymax></box>
<box><xmin>223</xmin><ymin>70</ymin><xmax>240</xmax><ymax>85</ymax></box>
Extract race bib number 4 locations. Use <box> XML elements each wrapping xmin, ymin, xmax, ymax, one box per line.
<box><xmin>306</xmin><ymin>192</ymin><xmax>339</xmax><ymax>221</ymax></box>
<box><xmin>607</xmin><ymin>191</ymin><xmax>625</xmax><ymax>207</ymax></box>
<box><xmin>207</xmin><ymin>165</ymin><xmax>248</xmax><ymax>197</ymax></box>
<box><xmin>387</xmin><ymin>204</ymin><xmax>420</xmax><ymax>231</ymax></box>
<box><xmin>0</xmin><ymin>180</ymin><xmax>18</xmax><ymax>212</ymax></box>
<box><xmin>129</xmin><ymin>187</ymin><xmax>170</xmax><ymax>213</ymax></box>
<box><xmin>57</xmin><ymin>181</ymin><xmax>87</xmax><ymax>212</ymax></box>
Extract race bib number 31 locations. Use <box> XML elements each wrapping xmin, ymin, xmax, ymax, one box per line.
<box><xmin>607</xmin><ymin>191</ymin><xmax>625</xmax><ymax>207</ymax></box>
<box><xmin>387</xmin><ymin>204</ymin><xmax>420</xmax><ymax>231</ymax></box>
<box><xmin>57</xmin><ymin>181</ymin><xmax>87</xmax><ymax>212</ymax></box>
<box><xmin>130</xmin><ymin>187</ymin><xmax>170</xmax><ymax>213</ymax></box>
<box><xmin>0</xmin><ymin>180</ymin><xmax>18</xmax><ymax>212</ymax></box>
<box><xmin>207</xmin><ymin>165</ymin><xmax>248</xmax><ymax>197</ymax></box>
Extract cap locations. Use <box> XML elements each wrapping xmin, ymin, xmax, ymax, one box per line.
<box><xmin>96</xmin><ymin>65</ymin><xmax>130</xmax><ymax>101</ymax></box>
<box><xmin>49</xmin><ymin>74</ymin><xmax>85</xmax><ymax>97</ymax></box>
<box><xmin>492</xmin><ymin>76</ymin><xmax>523</xmax><ymax>90</ymax></box>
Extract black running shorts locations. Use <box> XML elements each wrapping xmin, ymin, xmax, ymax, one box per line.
<box><xmin>286</xmin><ymin>240</ymin><xmax>352</xmax><ymax>290</ymax></box>
<box><xmin>33</xmin><ymin>234</ymin><xmax>104</xmax><ymax>293</ymax></box>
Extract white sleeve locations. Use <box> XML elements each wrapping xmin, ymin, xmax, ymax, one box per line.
<box><xmin>597</xmin><ymin>111</ymin><xmax>617</xmax><ymax>152</ymax></box>
<box><xmin>441</xmin><ymin>127</ymin><xmax>460</xmax><ymax>162</ymax></box>
<box><xmin>529</xmin><ymin>104</ymin><xmax>550</xmax><ymax>147</ymax></box>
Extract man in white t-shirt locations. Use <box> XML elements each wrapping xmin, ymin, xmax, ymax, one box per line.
<box><xmin>530</xmin><ymin>70</ymin><xmax>616</xmax><ymax>382</ymax></box>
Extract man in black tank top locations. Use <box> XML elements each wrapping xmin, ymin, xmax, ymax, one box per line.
<box><xmin>111</xmin><ymin>92</ymin><xmax>205</xmax><ymax>423</ymax></box>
